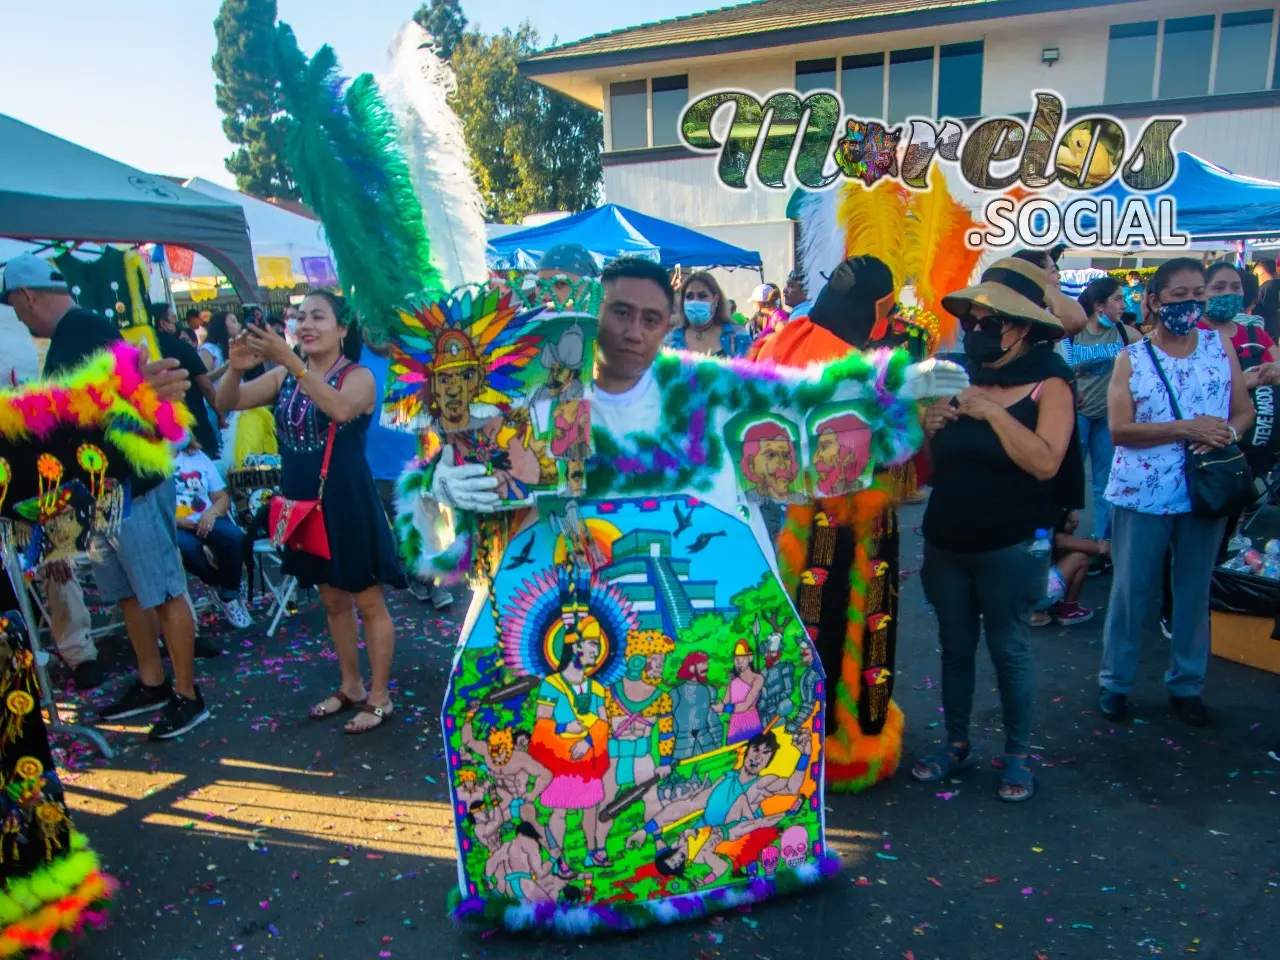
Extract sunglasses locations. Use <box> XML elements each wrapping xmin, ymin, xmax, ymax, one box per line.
<box><xmin>959</xmin><ymin>313</ymin><xmax>1006</xmax><ymax>336</ymax></box>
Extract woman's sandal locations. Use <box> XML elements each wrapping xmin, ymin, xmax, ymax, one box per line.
<box><xmin>344</xmin><ymin>702</ymin><xmax>393</xmax><ymax>735</ymax></box>
<box><xmin>998</xmin><ymin>755</ymin><xmax>1035</xmax><ymax>802</ymax></box>
<box><xmin>911</xmin><ymin>743</ymin><xmax>974</xmax><ymax>782</ymax></box>
<box><xmin>310</xmin><ymin>690</ymin><xmax>366</xmax><ymax>719</ymax></box>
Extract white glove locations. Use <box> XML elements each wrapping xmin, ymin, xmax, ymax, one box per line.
<box><xmin>897</xmin><ymin>358</ymin><xmax>969</xmax><ymax>401</ymax></box>
<box><xmin>428</xmin><ymin>445</ymin><xmax>501</xmax><ymax>513</ymax></box>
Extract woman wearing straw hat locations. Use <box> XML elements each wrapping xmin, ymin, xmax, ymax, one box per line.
<box><xmin>913</xmin><ymin>258</ymin><xmax>1083</xmax><ymax>802</ymax></box>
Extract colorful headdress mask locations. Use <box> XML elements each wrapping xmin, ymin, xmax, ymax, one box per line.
<box><xmin>809</xmin><ymin>255</ymin><xmax>898</xmax><ymax>349</ymax></box>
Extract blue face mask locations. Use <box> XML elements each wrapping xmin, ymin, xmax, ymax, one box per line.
<box><xmin>1160</xmin><ymin>299</ymin><xmax>1204</xmax><ymax>336</ymax></box>
<box><xmin>684</xmin><ymin>300</ymin><xmax>714</xmax><ymax>325</ymax></box>
<box><xmin>1206</xmin><ymin>293</ymin><xmax>1244</xmax><ymax>323</ymax></box>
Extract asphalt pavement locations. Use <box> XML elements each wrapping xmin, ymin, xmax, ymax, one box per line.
<box><xmin>53</xmin><ymin>499</ymin><xmax>1279</xmax><ymax>960</ymax></box>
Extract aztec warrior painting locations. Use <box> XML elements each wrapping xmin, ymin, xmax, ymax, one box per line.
<box><xmin>442</xmin><ymin>494</ymin><xmax>828</xmax><ymax>907</ymax></box>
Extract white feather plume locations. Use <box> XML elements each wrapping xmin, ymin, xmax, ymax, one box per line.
<box><xmin>798</xmin><ymin>185</ymin><xmax>846</xmax><ymax>298</ymax></box>
<box><xmin>383</xmin><ymin>22</ymin><xmax>489</xmax><ymax>290</ymax></box>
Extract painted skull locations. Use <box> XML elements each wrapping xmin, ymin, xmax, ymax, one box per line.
<box><xmin>780</xmin><ymin>825</ymin><xmax>809</xmax><ymax>869</ymax></box>
<box><xmin>760</xmin><ymin>846</ymin><xmax>781</xmax><ymax>876</ymax></box>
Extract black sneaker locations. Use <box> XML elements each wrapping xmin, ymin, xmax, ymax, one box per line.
<box><xmin>72</xmin><ymin>660</ymin><xmax>107</xmax><ymax>691</ymax></box>
<box><xmin>100</xmin><ymin>679</ymin><xmax>172</xmax><ymax>720</ymax></box>
<box><xmin>194</xmin><ymin>638</ymin><xmax>223</xmax><ymax>660</ymax></box>
<box><xmin>1098</xmin><ymin>688</ymin><xmax>1127</xmax><ymax>721</ymax></box>
<box><xmin>148</xmin><ymin>687</ymin><xmax>211</xmax><ymax>741</ymax></box>
<box><xmin>1170</xmin><ymin>695</ymin><xmax>1210</xmax><ymax>727</ymax></box>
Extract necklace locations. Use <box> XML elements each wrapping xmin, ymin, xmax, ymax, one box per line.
<box><xmin>285</xmin><ymin>356</ymin><xmax>345</xmax><ymax>430</ymax></box>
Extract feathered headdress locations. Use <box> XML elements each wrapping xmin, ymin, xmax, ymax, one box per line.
<box><xmin>382</xmin><ymin>23</ymin><xmax>490</xmax><ymax>291</ymax></box>
<box><xmin>382</xmin><ymin>285</ymin><xmax>541</xmax><ymax>429</ymax></box>
<box><xmin>272</xmin><ymin>23</ymin><xmax>444</xmax><ymax>337</ymax></box>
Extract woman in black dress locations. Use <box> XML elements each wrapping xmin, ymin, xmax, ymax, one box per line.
<box><xmin>215</xmin><ymin>291</ymin><xmax>406</xmax><ymax>733</ymax></box>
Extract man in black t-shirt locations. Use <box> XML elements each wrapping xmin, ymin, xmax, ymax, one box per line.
<box><xmin>2</xmin><ymin>253</ymin><xmax>210</xmax><ymax>741</ymax></box>
<box><xmin>151</xmin><ymin>303</ymin><xmax>221</xmax><ymax>455</ymax></box>
<box><xmin>1253</xmin><ymin>259</ymin><xmax>1280</xmax><ymax>340</ymax></box>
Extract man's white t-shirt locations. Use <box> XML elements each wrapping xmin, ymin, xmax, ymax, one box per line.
<box><xmin>0</xmin><ymin>306</ymin><xmax>40</xmax><ymax>386</ymax></box>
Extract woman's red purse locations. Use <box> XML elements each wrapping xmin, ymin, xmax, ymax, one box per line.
<box><xmin>268</xmin><ymin>415</ymin><xmax>338</xmax><ymax>560</ymax></box>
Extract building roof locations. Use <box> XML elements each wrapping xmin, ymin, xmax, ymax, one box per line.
<box><xmin>523</xmin><ymin>0</ymin><xmax>1131</xmax><ymax>72</ymax></box>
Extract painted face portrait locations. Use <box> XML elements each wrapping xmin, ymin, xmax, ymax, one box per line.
<box><xmin>741</xmin><ymin>422</ymin><xmax>799</xmax><ymax>500</ymax></box>
<box><xmin>432</xmin><ymin>364</ymin><xmax>483</xmax><ymax>430</ymax></box>
<box><xmin>811</xmin><ymin>414</ymin><xmax>873</xmax><ymax>497</ymax></box>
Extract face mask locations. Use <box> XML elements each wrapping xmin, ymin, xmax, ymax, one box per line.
<box><xmin>963</xmin><ymin>325</ymin><xmax>1010</xmax><ymax>364</ymax></box>
<box><xmin>1159</xmin><ymin>299</ymin><xmax>1204</xmax><ymax>335</ymax></box>
<box><xmin>684</xmin><ymin>300</ymin><xmax>714</xmax><ymax>325</ymax></box>
<box><xmin>1206</xmin><ymin>293</ymin><xmax>1244</xmax><ymax>323</ymax></box>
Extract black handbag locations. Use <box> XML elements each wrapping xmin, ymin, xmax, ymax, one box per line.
<box><xmin>1144</xmin><ymin>338</ymin><xmax>1253</xmax><ymax>518</ymax></box>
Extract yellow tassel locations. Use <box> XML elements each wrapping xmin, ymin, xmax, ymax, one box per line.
<box><xmin>123</xmin><ymin>248</ymin><xmax>149</xmax><ymax>329</ymax></box>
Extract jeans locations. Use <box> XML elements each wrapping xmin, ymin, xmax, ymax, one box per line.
<box><xmin>1077</xmin><ymin>413</ymin><xmax>1114</xmax><ymax>540</ymax></box>
<box><xmin>922</xmin><ymin>538</ymin><xmax>1047</xmax><ymax>755</ymax></box>
<box><xmin>177</xmin><ymin>517</ymin><xmax>245</xmax><ymax>600</ymax></box>
<box><xmin>1101</xmin><ymin>507</ymin><xmax>1226</xmax><ymax>698</ymax></box>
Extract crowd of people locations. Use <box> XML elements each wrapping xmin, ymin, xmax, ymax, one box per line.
<box><xmin>0</xmin><ymin>242</ymin><xmax>1276</xmax><ymax>774</ymax></box>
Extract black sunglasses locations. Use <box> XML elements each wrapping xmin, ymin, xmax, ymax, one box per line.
<box><xmin>959</xmin><ymin>313</ymin><xmax>1006</xmax><ymax>336</ymax></box>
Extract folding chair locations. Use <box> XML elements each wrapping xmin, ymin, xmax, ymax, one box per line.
<box><xmin>252</xmin><ymin>540</ymin><xmax>298</xmax><ymax>637</ymax></box>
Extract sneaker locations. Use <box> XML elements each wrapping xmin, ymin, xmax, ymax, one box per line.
<box><xmin>407</xmin><ymin>579</ymin><xmax>431</xmax><ymax>602</ymax></box>
<box><xmin>1098</xmin><ymin>688</ymin><xmax>1127</xmax><ymax>722</ymax></box>
<box><xmin>100</xmin><ymin>678</ymin><xmax>172</xmax><ymax>720</ymax></box>
<box><xmin>1170</xmin><ymin>695</ymin><xmax>1210</xmax><ymax>727</ymax></box>
<box><xmin>1086</xmin><ymin>554</ymin><xmax>1113</xmax><ymax>577</ymax></box>
<box><xmin>1159</xmin><ymin>616</ymin><xmax>1173</xmax><ymax>640</ymax></box>
<box><xmin>148</xmin><ymin>687</ymin><xmax>211</xmax><ymax>741</ymax></box>
<box><xmin>216</xmin><ymin>596</ymin><xmax>252</xmax><ymax>630</ymax></box>
<box><xmin>430</xmin><ymin>583</ymin><xmax>454</xmax><ymax>610</ymax></box>
<box><xmin>194</xmin><ymin>637</ymin><xmax>223</xmax><ymax>660</ymax></box>
<box><xmin>71</xmin><ymin>660</ymin><xmax>108</xmax><ymax>691</ymax></box>
<box><xmin>1052</xmin><ymin>602</ymin><xmax>1094</xmax><ymax>626</ymax></box>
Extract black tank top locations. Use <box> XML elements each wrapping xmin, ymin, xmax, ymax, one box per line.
<box><xmin>923</xmin><ymin>390</ymin><xmax>1061</xmax><ymax>554</ymax></box>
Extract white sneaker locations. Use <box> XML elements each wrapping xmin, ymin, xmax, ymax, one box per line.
<box><xmin>218</xmin><ymin>597</ymin><xmax>253</xmax><ymax>630</ymax></box>
<box><xmin>430</xmin><ymin>584</ymin><xmax>454</xmax><ymax>610</ymax></box>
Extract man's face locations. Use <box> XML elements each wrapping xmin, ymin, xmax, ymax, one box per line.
<box><xmin>784</xmin><ymin>276</ymin><xmax>806</xmax><ymax>307</ymax></box>
<box><xmin>566</xmin><ymin>460</ymin><xmax>585</xmax><ymax>493</ymax></box>
<box><xmin>814</xmin><ymin>430</ymin><xmax>840</xmax><ymax>472</ymax></box>
<box><xmin>597</xmin><ymin>276</ymin><xmax>671</xmax><ymax>385</ymax></box>
<box><xmin>694</xmin><ymin>660</ymin><xmax>709</xmax><ymax>682</ymax></box>
<box><xmin>9</xmin><ymin>289</ymin><xmax>58</xmax><ymax>338</ymax></box>
<box><xmin>538</xmin><ymin>269</ymin><xmax>579</xmax><ymax>305</ymax></box>
<box><xmin>158</xmin><ymin>309</ymin><xmax>177</xmax><ymax>334</ymax></box>
<box><xmin>750</xmin><ymin>438</ymin><xmax>795</xmax><ymax>497</ymax></box>
<box><xmin>743</xmin><ymin>742</ymin><xmax>775</xmax><ymax>775</ymax></box>
<box><xmin>800</xmin><ymin>644</ymin><xmax>813</xmax><ymax>666</ymax></box>
<box><xmin>432</xmin><ymin>365</ymin><xmax>481</xmax><ymax>427</ymax></box>
<box><xmin>577</xmin><ymin>636</ymin><xmax>601</xmax><ymax>668</ymax></box>
<box><xmin>547</xmin><ymin>360</ymin><xmax>574</xmax><ymax>395</ymax></box>
<box><xmin>645</xmin><ymin>652</ymin><xmax>665</xmax><ymax>679</ymax></box>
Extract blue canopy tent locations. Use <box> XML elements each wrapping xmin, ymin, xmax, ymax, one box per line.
<box><xmin>1076</xmin><ymin>152</ymin><xmax>1280</xmax><ymax>241</ymax></box>
<box><xmin>486</xmin><ymin>204</ymin><xmax>763</xmax><ymax>274</ymax></box>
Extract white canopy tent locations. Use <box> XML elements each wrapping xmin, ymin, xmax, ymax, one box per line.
<box><xmin>0</xmin><ymin>114</ymin><xmax>258</xmax><ymax>299</ymax></box>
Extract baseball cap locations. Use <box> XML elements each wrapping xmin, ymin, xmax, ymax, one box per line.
<box><xmin>538</xmin><ymin>243</ymin><xmax>599</xmax><ymax>278</ymax></box>
<box><xmin>750</xmin><ymin>283</ymin><xmax>777</xmax><ymax>303</ymax></box>
<box><xmin>0</xmin><ymin>254</ymin><xmax>69</xmax><ymax>305</ymax></box>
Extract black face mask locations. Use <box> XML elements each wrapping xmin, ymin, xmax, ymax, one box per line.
<box><xmin>963</xmin><ymin>326</ymin><xmax>1009</xmax><ymax>364</ymax></box>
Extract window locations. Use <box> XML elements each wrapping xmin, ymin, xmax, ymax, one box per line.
<box><xmin>1217</xmin><ymin>10</ymin><xmax>1273</xmax><ymax>95</ymax></box>
<box><xmin>888</xmin><ymin>47</ymin><xmax>933</xmax><ymax>123</ymax></box>
<box><xmin>1159</xmin><ymin>15</ymin><xmax>1214</xmax><ymax>99</ymax></box>
<box><xmin>609</xmin><ymin>80</ymin><xmax>647</xmax><ymax>151</ymax></box>
<box><xmin>841</xmin><ymin>52</ymin><xmax>885</xmax><ymax>118</ymax></box>
<box><xmin>796</xmin><ymin>58</ymin><xmax>837</xmax><ymax>94</ymax></box>
<box><xmin>937</xmin><ymin>41</ymin><xmax>983</xmax><ymax>118</ymax></box>
<box><xmin>1104</xmin><ymin>21</ymin><xmax>1157</xmax><ymax>103</ymax></box>
<box><xmin>651</xmin><ymin>75</ymin><xmax>688</xmax><ymax>147</ymax></box>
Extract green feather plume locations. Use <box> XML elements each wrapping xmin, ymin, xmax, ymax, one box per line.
<box><xmin>272</xmin><ymin>23</ymin><xmax>443</xmax><ymax>337</ymax></box>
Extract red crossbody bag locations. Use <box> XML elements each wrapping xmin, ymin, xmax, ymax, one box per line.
<box><xmin>268</xmin><ymin>366</ymin><xmax>351</xmax><ymax>559</ymax></box>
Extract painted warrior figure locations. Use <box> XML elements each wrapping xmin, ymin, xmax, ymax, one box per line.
<box><xmin>670</xmin><ymin>652</ymin><xmax>722</xmax><ymax>762</ymax></box>
<box><xmin>756</xmin><ymin>633</ymin><xmax>795</xmax><ymax>727</ymax></box>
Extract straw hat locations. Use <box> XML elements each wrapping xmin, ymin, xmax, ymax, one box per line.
<box><xmin>941</xmin><ymin>257</ymin><xmax>1063</xmax><ymax>339</ymax></box>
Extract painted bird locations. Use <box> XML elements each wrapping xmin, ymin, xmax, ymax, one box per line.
<box><xmin>505</xmin><ymin>533</ymin><xmax>537</xmax><ymax>570</ymax></box>
<box><xmin>673</xmin><ymin>502</ymin><xmax>694</xmax><ymax>537</ymax></box>
<box><xmin>686</xmin><ymin>531</ymin><xmax>726</xmax><ymax>554</ymax></box>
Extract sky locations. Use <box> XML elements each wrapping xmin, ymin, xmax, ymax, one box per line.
<box><xmin>0</xmin><ymin>0</ymin><xmax>701</xmax><ymax>188</ymax></box>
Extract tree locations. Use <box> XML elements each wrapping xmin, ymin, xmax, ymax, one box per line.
<box><xmin>412</xmin><ymin>0</ymin><xmax>467</xmax><ymax>61</ymax></box>
<box><xmin>212</xmin><ymin>0</ymin><xmax>297</xmax><ymax>199</ymax></box>
<box><xmin>451</xmin><ymin>23</ymin><xmax>601</xmax><ymax>222</ymax></box>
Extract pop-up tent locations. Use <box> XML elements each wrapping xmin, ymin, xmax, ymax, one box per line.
<box><xmin>1081</xmin><ymin>152</ymin><xmax>1280</xmax><ymax>242</ymax></box>
<box><xmin>0</xmin><ymin>114</ymin><xmax>258</xmax><ymax>298</ymax></box>
<box><xmin>486</xmin><ymin>203</ymin><xmax>763</xmax><ymax>272</ymax></box>
<box><xmin>179</xmin><ymin>178</ymin><xmax>328</xmax><ymax>285</ymax></box>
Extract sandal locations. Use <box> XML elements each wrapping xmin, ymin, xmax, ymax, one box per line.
<box><xmin>911</xmin><ymin>742</ymin><xmax>973</xmax><ymax>782</ymax></box>
<box><xmin>310</xmin><ymin>690</ymin><xmax>366</xmax><ymax>719</ymax></box>
<box><xmin>998</xmin><ymin>755</ymin><xmax>1035</xmax><ymax>802</ymax></box>
<box><xmin>344</xmin><ymin>702</ymin><xmax>393</xmax><ymax>735</ymax></box>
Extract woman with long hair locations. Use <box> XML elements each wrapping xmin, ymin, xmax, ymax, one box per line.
<box><xmin>200</xmin><ymin>310</ymin><xmax>239</xmax><ymax>381</ymax></box>
<box><xmin>1099</xmin><ymin>259</ymin><xmax>1252</xmax><ymax>728</ymax></box>
<box><xmin>665</xmin><ymin>271</ymin><xmax>750</xmax><ymax>357</ymax></box>
<box><xmin>215</xmin><ymin>290</ymin><xmax>406</xmax><ymax>733</ymax></box>
<box><xmin>1063</xmin><ymin>276</ymin><xmax>1133</xmax><ymax>557</ymax></box>
<box><xmin>914</xmin><ymin>258</ymin><xmax>1081</xmax><ymax>802</ymax></box>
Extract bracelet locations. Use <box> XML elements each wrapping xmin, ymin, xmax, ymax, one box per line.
<box><xmin>1228</xmin><ymin>424</ymin><xmax>1240</xmax><ymax>442</ymax></box>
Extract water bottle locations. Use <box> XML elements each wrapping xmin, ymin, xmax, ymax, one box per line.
<box><xmin>1028</xmin><ymin>528</ymin><xmax>1052</xmax><ymax>559</ymax></box>
<box><xmin>1266</xmin><ymin>539</ymin><xmax>1280</xmax><ymax>557</ymax></box>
